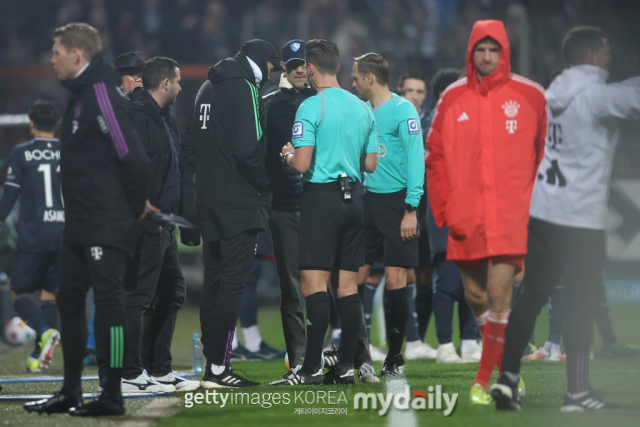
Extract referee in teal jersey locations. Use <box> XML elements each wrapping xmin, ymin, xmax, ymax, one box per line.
<box><xmin>352</xmin><ymin>53</ymin><xmax>425</xmax><ymax>377</ymax></box>
<box><xmin>277</xmin><ymin>39</ymin><xmax>378</xmax><ymax>385</ymax></box>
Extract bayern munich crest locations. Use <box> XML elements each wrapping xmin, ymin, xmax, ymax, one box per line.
<box><xmin>502</xmin><ymin>100</ymin><xmax>520</xmax><ymax>118</ymax></box>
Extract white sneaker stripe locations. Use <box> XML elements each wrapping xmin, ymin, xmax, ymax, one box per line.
<box><xmin>222</xmin><ymin>376</ymin><xmax>232</xmax><ymax>382</ymax></box>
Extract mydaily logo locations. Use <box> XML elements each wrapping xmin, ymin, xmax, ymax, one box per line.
<box><xmin>353</xmin><ymin>385</ymin><xmax>457</xmax><ymax>416</ymax></box>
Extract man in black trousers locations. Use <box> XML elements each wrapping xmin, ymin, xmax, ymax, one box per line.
<box><xmin>181</xmin><ymin>39</ymin><xmax>283</xmax><ymax>387</ymax></box>
<box><xmin>260</xmin><ymin>39</ymin><xmax>315</xmax><ymax>383</ymax></box>
<box><xmin>25</xmin><ymin>23</ymin><xmax>153</xmax><ymax>416</ymax></box>
<box><xmin>120</xmin><ymin>57</ymin><xmax>199</xmax><ymax>393</ymax></box>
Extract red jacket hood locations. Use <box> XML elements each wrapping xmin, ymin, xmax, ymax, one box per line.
<box><xmin>466</xmin><ymin>20</ymin><xmax>511</xmax><ymax>94</ymax></box>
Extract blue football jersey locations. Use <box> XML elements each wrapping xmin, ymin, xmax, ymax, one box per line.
<box><xmin>1</xmin><ymin>138</ymin><xmax>64</xmax><ymax>252</ymax></box>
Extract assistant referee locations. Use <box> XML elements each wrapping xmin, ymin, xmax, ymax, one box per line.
<box><xmin>277</xmin><ymin>39</ymin><xmax>378</xmax><ymax>385</ymax></box>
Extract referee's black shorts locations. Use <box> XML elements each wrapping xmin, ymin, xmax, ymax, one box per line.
<box><xmin>364</xmin><ymin>189</ymin><xmax>419</xmax><ymax>268</ymax></box>
<box><xmin>298</xmin><ymin>182</ymin><xmax>364</xmax><ymax>272</ymax></box>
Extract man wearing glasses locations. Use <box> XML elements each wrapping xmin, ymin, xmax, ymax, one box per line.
<box><xmin>115</xmin><ymin>51</ymin><xmax>145</xmax><ymax>91</ymax></box>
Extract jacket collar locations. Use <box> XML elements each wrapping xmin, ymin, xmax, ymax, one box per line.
<box><xmin>278</xmin><ymin>73</ymin><xmax>315</xmax><ymax>96</ymax></box>
<box><xmin>61</xmin><ymin>55</ymin><xmax>122</xmax><ymax>95</ymax></box>
<box><xmin>569</xmin><ymin>64</ymin><xmax>609</xmax><ymax>83</ymax></box>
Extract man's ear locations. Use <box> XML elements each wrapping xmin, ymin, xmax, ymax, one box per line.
<box><xmin>72</xmin><ymin>48</ymin><xmax>82</xmax><ymax>65</ymax></box>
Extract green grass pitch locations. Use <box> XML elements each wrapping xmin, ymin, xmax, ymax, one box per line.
<box><xmin>1</xmin><ymin>305</ymin><xmax>638</xmax><ymax>427</ymax></box>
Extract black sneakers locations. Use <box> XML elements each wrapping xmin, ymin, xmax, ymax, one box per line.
<box><xmin>380</xmin><ymin>354</ymin><xmax>405</xmax><ymax>377</ymax></box>
<box><xmin>323</xmin><ymin>343</ymin><xmax>339</xmax><ymax>369</ymax></box>
<box><xmin>24</xmin><ymin>392</ymin><xmax>82</xmax><ymax>414</ymax></box>
<box><xmin>323</xmin><ymin>364</ymin><xmax>355</xmax><ymax>385</ymax></box>
<box><xmin>270</xmin><ymin>366</ymin><xmax>324</xmax><ymax>386</ymax></box>
<box><xmin>491</xmin><ymin>380</ymin><xmax>522</xmax><ymax>411</ymax></box>
<box><xmin>69</xmin><ymin>395</ymin><xmax>125</xmax><ymax>417</ymax></box>
<box><xmin>201</xmin><ymin>364</ymin><xmax>261</xmax><ymax>388</ymax></box>
<box><xmin>561</xmin><ymin>390</ymin><xmax>615</xmax><ymax>412</ymax></box>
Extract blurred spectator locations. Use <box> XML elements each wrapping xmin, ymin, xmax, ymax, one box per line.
<box><xmin>1</xmin><ymin>0</ymin><xmax>639</xmax><ymax>176</ymax></box>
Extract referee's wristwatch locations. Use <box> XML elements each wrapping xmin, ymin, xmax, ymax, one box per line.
<box><xmin>405</xmin><ymin>204</ymin><xmax>418</xmax><ymax>213</ymax></box>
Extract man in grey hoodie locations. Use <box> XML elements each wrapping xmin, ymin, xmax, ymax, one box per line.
<box><xmin>492</xmin><ymin>26</ymin><xmax>640</xmax><ymax>412</ymax></box>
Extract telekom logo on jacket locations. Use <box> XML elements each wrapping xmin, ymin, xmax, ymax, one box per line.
<box><xmin>200</xmin><ymin>104</ymin><xmax>211</xmax><ymax>129</ymax></box>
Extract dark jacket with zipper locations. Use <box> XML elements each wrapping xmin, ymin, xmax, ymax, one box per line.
<box><xmin>60</xmin><ymin>56</ymin><xmax>150</xmax><ymax>255</ymax></box>
<box><xmin>126</xmin><ymin>87</ymin><xmax>182</xmax><ymax>232</ymax></box>
<box><xmin>262</xmin><ymin>76</ymin><xmax>315</xmax><ymax>212</ymax></box>
<box><xmin>181</xmin><ymin>53</ymin><xmax>271</xmax><ymax>243</ymax></box>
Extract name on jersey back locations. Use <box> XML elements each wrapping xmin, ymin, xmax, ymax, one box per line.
<box><xmin>24</xmin><ymin>149</ymin><xmax>60</xmax><ymax>162</ymax></box>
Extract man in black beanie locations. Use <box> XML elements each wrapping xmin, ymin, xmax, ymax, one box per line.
<box><xmin>115</xmin><ymin>51</ymin><xmax>146</xmax><ymax>91</ymax></box>
<box><xmin>180</xmin><ymin>39</ymin><xmax>282</xmax><ymax>387</ymax></box>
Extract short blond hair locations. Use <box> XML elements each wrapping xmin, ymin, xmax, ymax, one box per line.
<box><xmin>53</xmin><ymin>23</ymin><xmax>102</xmax><ymax>61</ymax></box>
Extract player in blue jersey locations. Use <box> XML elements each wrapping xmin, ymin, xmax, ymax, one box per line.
<box><xmin>352</xmin><ymin>53</ymin><xmax>425</xmax><ymax>376</ymax></box>
<box><xmin>0</xmin><ymin>100</ymin><xmax>63</xmax><ymax>372</ymax></box>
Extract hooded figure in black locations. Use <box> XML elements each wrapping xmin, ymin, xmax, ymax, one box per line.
<box><xmin>180</xmin><ymin>39</ymin><xmax>283</xmax><ymax>387</ymax></box>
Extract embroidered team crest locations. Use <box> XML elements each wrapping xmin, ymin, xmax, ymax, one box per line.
<box><xmin>292</xmin><ymin>121</ymin><xmax>304</xmax><ymax>139</ymax></box>
<box><xmin>291</xmin><ymin>43</ymin><xmax>301</xmax><ymax>52</ymax></box>
<box><xmin>406</xmin><ymin>118</ymin><xmax>420</xmax><ymax>135</ymax></box>
<box><xmin>502</xmin><ymin>100</ymin><xmax>520</xmax><ymax>118</ymax></box>
<box><xmin>378</xmin><ymin>143</ymin><xmax>387</xmax><ymax>157</ymax></box>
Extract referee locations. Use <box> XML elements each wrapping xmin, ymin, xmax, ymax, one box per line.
<box><xmin>351</xmin><ymin>53</ymin><xmax>425</xmax><ymax>377</ymax></box>
<box><xmin>278</xmin><ymin>39</ymin><xmax>378</xmax><ymax>385</ymax></box>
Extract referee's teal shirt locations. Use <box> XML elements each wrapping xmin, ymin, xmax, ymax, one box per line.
<box><xmin>364</xmin><ymin>93</ymin><xmax>425</xmax><ymax>207</ymax></box>
<box><xmin>292</xmin><ymin>88</ymin><xmax>378</xmax><ymax>184</ymax></box>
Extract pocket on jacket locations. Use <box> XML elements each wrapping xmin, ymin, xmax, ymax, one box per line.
<box><xmin>445</xmin><ymin>187</ymin><xmax>483</xmax><ymax>241</ymax></box>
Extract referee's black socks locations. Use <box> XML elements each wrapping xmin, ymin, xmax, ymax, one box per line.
<box><xmin>301</xmin><ymin>291</ymin><xmax>330</xmax><ymax>374</ymax></box>
<box><xmin>387</xmin><ymin>287</ymin><xmax>409</xmax><ymax>358</ymax></box>
<box><xmin>357</xmin><ymin>283</ymin><xmax>376</xmax><ymax>340</ymax></box>
<box><xmin>336</xmin><ymin>294</ymin><xmax>363</xmax><ymax>368</ymax></box>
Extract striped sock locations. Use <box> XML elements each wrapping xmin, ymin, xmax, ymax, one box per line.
<box><xmin>475</xmin><ymin>310</ymin><xmax>489</xmax><ymax>338</ymax></box>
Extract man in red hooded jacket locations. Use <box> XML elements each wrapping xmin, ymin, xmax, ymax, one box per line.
<box><xmin>426</xmin><ymin>20</ymin><xmax>546</xmax><ymax>404</ymax></box>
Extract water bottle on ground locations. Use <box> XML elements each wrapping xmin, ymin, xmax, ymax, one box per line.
<box><xmin>192</xmin><ymin>333</ymin><xmax>204</xmax><ymax>373</ymax></box>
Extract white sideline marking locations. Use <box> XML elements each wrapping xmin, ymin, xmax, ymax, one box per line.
<box><xmin>385</xmin><ymin>377</ymin><xmax>417</xmax><ymax>427</ymax></box>
<box><xmin>119</xmin><ymin>397</ymin><xmax>181</xmax><ymax>427</ymax></box>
